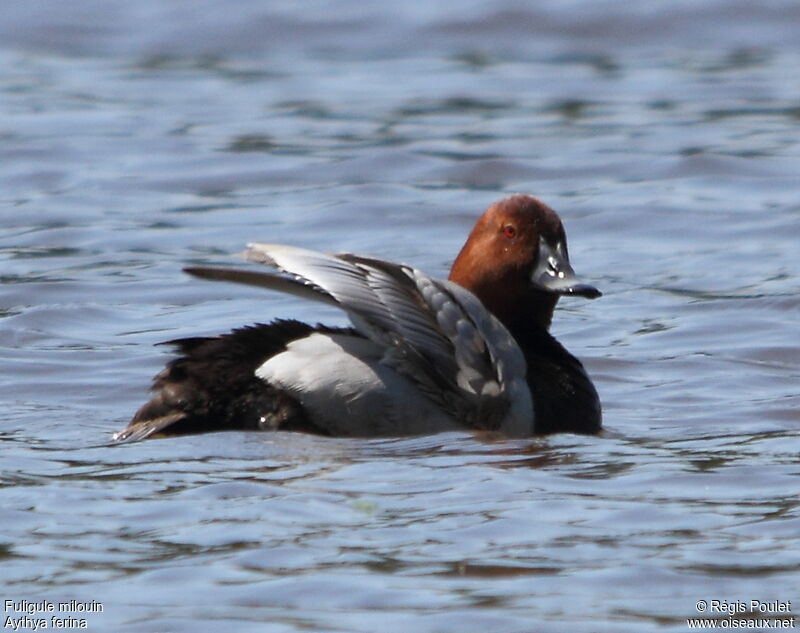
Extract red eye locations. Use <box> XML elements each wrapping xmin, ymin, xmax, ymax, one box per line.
<box><xmin>502</xmin><ymin>225</ymin><xmax>516</xmax><ymax>239</ymax></box>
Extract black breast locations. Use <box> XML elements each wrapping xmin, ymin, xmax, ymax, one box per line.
<box><xmin>517</xmin><ymin>327</ymin><xmax>602</xmax><ymax>435</ymax></box>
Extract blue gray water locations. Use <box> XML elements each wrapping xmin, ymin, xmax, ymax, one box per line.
<box><xmin>1</xmin><ymin>2</ymin><xmax>799</xmax><ymax>632</ymax></box>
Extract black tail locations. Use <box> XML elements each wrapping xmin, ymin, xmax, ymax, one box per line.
<box><xmin>114</xmin><ymin>320</ymin><xmax>344</xmax><ymax>442</ymax></box>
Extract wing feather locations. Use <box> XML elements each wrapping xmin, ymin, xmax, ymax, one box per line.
<box><xmin>187</xmin><ymin>243</ymin><xmax>531</xmax><ymax>431</ymax></box>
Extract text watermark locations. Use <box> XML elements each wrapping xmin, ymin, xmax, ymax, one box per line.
<box><xmin>3</xmin><ymin>599</ymin><xmax>104</xmax><ymax>631</ymax></box>
<box><xmin>688</xmin><ymin>600</ymin><xmax>795</xmax><ymax>629</ymax></box>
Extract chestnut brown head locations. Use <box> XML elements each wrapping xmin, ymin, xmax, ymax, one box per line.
<box><xmin>449</xmin><ymin>194</ymin><xmax>600</xmax><ymax>331</ymax></box>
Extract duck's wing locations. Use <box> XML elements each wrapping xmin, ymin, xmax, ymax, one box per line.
<box><xmin>186</xmin><ymin>244</ymin><xmax>532</xmax><ymax>432</ymax></box>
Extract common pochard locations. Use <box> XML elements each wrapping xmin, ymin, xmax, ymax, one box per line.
<box><xmin>114</xmin><ymin>194</ymin><xmax>601</xmax><ymax>442</ymax></box>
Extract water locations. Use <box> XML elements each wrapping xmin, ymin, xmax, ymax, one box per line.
<box><xmin>1</xmin><ymin>2</ymin><xmax>799</xmax><ymax>631</ymax></box>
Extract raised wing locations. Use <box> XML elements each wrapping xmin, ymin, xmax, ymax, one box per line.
<box><xmin>186</xmin><ymin>244</ymin><xmax>531</xmax><ymax>432</ymax></box>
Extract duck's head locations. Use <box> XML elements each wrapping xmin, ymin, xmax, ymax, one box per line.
<box><xmin>449</xmin><ymin>194</ymin><xmax>601</xmax><ymax>331</ymax></box>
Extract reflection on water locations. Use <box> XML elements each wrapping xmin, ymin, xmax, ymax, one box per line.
<box><xmin>1</xmin><ymin>1</ymin><xmax>799</xmax><ymax>631</ymax></box>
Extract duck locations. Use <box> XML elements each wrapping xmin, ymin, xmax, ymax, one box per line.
<box><xmin>113</xmin><ymin>194</ymin><xmax>602</xmax><ymax>442</ymax></box>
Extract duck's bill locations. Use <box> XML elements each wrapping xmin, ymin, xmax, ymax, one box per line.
<box><xmin>530</xmin><ymin>238</ymin><xmax>602</xmax><ymax>299</ymax></box>
<box><xmin>538</xmin><ymin>276</ymin><xmax>602</xmax><ymax>298</ymax></box>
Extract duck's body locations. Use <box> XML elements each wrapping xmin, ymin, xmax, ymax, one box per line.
<box><xmin>114</xmin><ymin>195</ymin><xmax>602</xmax><ymax>442</ymax></box>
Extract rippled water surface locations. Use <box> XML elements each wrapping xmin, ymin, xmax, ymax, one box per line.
<box><xmin>2</xmin><ymin>2</ymin><xmax>799</xmax><ymax>632</ymax></box>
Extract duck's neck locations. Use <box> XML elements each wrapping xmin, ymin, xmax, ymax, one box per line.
<box><xmin>449</xmin><ymin>271</ymin><xmax>558</xmax><ymax>335</ymax></box>
<box><xmin>448</xmin><ymin>241</ymin><xmax>559</xmax><ymax>335</ymax></box>
<box><xmin>498</xmin><ymin>289</ymin><xmax>559</xmax><ymax>335</ymax></box>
